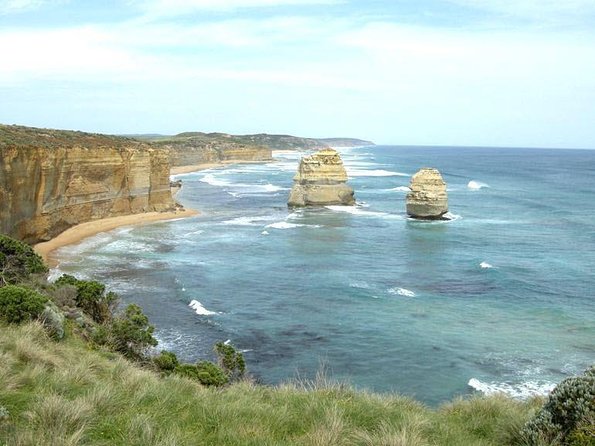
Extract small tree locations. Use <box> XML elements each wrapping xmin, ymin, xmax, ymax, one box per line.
<box><xmin>0</xmin><ymin>285</ymin><xmax>47</xmax><ymax>324</ymax></box>
<box><xmin>214</xmin><ymin>342</ymin><xmax>246</xmax><ymax>381</ymax></box>
<box><xmin>109</xmin><ymin>304</ymin><xmax>157</xmax><ymax>360</ymax></box>
<box><xmin>0</xmin><ymin>234</ymin><xmax>48</xmax><ymax>286</ymax></box>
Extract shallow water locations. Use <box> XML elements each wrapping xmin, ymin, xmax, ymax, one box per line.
<box><xmin>53</xmin><ymin>146</ymin><xmax>595</xmax><ymax>405</ymax></box>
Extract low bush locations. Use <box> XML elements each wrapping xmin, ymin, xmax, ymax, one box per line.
<box><xmin>0</xmin><ymin>234</ymin><xmax>48</xmax><ymax>286</ymax></box>
<box><xmin>0</xmin><ymin>285</ymin><xmax>47</xmax><ymax>324</ymax></box>
<box><xmin>175</xmin><ymin>361</ymin><xmax>228</xmax><ymax>387</ymax></box>
<box><xmin>153</xmin><ymin>350</ymin><xmax>179</xmax><ymax>373</ymax></box>
<box><xmin>55</xmin><ymin>275</ymin><xmax>118</xmax><ymax>323</ymax></box>
<box><xmin>521</xmin><ymin>366</ymin><xmax>595</xmax><ymax>445</ymax></box>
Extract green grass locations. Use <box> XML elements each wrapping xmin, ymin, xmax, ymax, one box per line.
<box><xmin>0</xmin><ymin>323</ymin><xmax>543</xmax><ymax>446</ymax></box>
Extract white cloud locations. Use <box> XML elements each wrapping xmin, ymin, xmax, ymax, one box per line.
<box><xmin>136</xmin><ymin>0</ymin><xmax>341</xmax><ymax>17</ymax></box>
<box><xmin>446</xmin><ymin>0</ymin><xmax>595</xmax><ymax>22</ymax></box>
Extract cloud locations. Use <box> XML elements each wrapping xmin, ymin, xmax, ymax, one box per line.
<box><xmin>446</xmin><ymin>0</ymin><xmax>595</xmax><ymax>23</ymax></box>
<box><xmin>135</xmin><ymin>0</ymin><xmax>342</xmax><ymax>17</ymax></box>
<box><xmin>0</xmin><ymin>0</ymin><xmax>48</xmax><ymax>14</ymax></box>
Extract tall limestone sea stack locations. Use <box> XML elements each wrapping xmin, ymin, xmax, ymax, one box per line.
<box><xmin>288</xmin><ymin>149</ymin><xmax>355</xmax><ymax>207</ymax></box>
<box><xmin>406</xmin><ymin>168</ymin><xmax>449</xmax><ymax>219</ymax></box>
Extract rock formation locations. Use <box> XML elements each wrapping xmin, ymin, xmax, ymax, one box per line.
<box><xmin>287</xmin><ymin>149</ymin><xmax>355</xmax><ymax>207</ymax></box>
<box><xmin>406</xmin><ymin>168</ymin><xmax>448</xmax><ymax>219</ymax></box>
<box><xmin>0</xmin><ymin>125</ymin><xmax>175</xmax><ymax>244</ymax></box>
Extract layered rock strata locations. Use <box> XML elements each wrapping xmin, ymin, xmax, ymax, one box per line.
<box><xmin>0</xmin><ymin>125</ymin><xmax>175</xmax><ymax>244</ymax></box>
<box><xmin>287</xmin><ymin>149</ymin><xmax>355</xmax><ymax>207</ymax></box>
<box><xmin>154</xmin><ymin>136</ymin><xmax>272</xmax><ymax>168</ymax></box>
<box><xmin>406</xmin><ymin>168</ymin><xmax>449</xmax><ymax>219</ymax></box>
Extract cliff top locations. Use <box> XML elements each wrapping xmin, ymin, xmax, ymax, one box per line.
<box><xmin>0</xmin><ymin>124</ymin><xmax>148</xmax><ymax>150</ymax></box>
<box><xmin>140</xmin><ymin>132</ymin><xmax>374</xmax><ymax>151</ymax></box>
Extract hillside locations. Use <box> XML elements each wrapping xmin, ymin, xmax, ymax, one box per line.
<box><xmin>0</xmin><ymin>322</ymin><xmax>540</xmax><ymax>446</ymax></box>
<box><xmin>138</xmin><ymin>132</ymin><xmax>374</xmax><ymax>151</ymax></box>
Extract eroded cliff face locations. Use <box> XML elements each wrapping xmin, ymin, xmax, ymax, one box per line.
<box><xmin>288</xmin><ymin>149</ymin><xmax>355</xmax><ymax>207</ymax></box>
<box><xmin>158</xmin><ymin>137</ymin><xmax>272</xmax><ymax>168</ymax></box>
<box><xmin>0</xmin><ymin>125</ymin><xmax>175</xmax><ymax>244</ymax></box>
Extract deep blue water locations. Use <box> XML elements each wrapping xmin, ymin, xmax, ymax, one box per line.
<box><xmin>53</xmin><ymin>146</ymin><xmax>595</xmax><ymax>405</ymax></box>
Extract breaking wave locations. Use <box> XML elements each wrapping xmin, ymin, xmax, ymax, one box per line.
<box><xmin>468</xmin><ymin>180</ymin><xmax>490</xmax><ymax>190</ymax></box>
<box><xmin>189</xmin><ymin>299</ymin><xmax>218</xmax><ymax>316</ymax></box>
<box><xmin>388</xmin><ymin>287</ymin><xmax>416</xmax><ymax>297</ymax></box>
<box><xmin>468</xmin><ymin>378</ymin><xmax>555</xmax><ymax>399</ymax></box>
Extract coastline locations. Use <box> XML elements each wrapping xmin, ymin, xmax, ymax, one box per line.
<box><xmin>34</xmin><ymin>208</ymin><xmax>199</xmax><ymax>267</ymax></box>
<box><xmin>170</xmin><ymin>159</ymin><xmax>273</xmax><ymax>175</ymax></box>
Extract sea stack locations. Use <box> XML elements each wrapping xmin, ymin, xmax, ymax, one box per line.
<box><xmin>287</xmin><ymin>149</ymin><xmax>355</xmax><ymax>207</ymax></box>
<box><xmin>406</xmin><ymin>168</ymin><xmax>448</xmax><ymax>219</ymax></box>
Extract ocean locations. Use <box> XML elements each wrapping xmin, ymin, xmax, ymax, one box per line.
<box><xmin>51</xmin><ymin>145</ymin><xmax>595</xmax><ymax>405</ymax></box>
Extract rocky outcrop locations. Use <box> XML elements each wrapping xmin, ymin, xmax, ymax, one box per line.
<box><xmin>406</xmin><ymin>168</ymin><xmax>448</xmax><ymax>219</ymax></box>
<box><xmin>0</xmin><ymin>125</ymin><xmax>175</xmax><ymax>244</ymax></box>
<box><xmin>288</xmin><ymin>149</ymin><xmax>355</xmax><ymax>207</ymax></box>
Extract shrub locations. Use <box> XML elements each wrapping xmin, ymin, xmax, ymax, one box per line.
<box><xmin>0</xmin><ymin>285</ymin><xmax>47</xmax><ymax>324</ymax></box>
<box><xmin>174</xmin><ymin>361</ymin><xmax>228</xmax><ymax>387</ymax></box>
<box><xmin>0</xmin><ymin>234</ymin><xmax>48</xmax><ymax>286</ymax></box>
<box><xmin>108</xmin><ymin>304</ymin><xmax>157</xmax><ymax>360</ymax></box>
<box><xmin>195</xmin><ymin>361</ymin><xmax>229</xmax><ymax>387</ymax></box>
<box><xmin>154</xmin><ymin>350</ymin><xmax>179</xmax><ymax>373</ymax></box>
<box><xmin>214</xmin><ymin>341</ymin><xmax>246</xmax><ymax>381</ymax></box>
<box><xmin>39</xmin><ymin>301</ymin><xmax>65</xmax><ymax>340</ymax></box>
<box><xmin>521</xmin><ymin>366</ymin><xmax>595</xmax><ymax>445</ymax></box>
<box><xmin>54</xmin><ymin>275</ymin><xmax>118</xmax><ymax>323</ymax></box>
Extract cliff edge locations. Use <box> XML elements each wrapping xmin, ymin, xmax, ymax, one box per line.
<box><xmin>0</xmin><ymin>124</ymin><xmax>175</xmax><ymax>244</ymax></box>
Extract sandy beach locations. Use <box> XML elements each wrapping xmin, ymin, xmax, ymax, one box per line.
<box><xmin>34</xmin><ymin>208</ymin><xmax>199</xmax><ymax>267</ymax></box>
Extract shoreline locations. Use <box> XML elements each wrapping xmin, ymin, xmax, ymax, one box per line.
<box><xmin>170</xmin><ymin>159</ymin><xmax>273</xmax><ymax>175</ymax></box>
<box><xmin>34</xmin><ymin>208</ymin><xmax>199</xmax><ymax>268</ymax></box>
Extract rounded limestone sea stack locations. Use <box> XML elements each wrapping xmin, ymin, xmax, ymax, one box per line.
<box><xmin>406</xmin><ymin>168</ymin><xmax>448</xmax><ymax>219</ymax></box>
<box><xmin>288</xmin><ymin>149</ymin><xmax>355</xmax><ymax>207</ymax></box>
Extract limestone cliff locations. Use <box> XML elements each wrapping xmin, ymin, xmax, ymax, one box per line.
<box><xmin>0</xmin><ymin>125</ymin><xmax>175</xmax><ymax>244</ymax></box>
<box><xmin>288</xmin><ymin>149</ymin><xmax>355</xmax><ymax>207</ymax></box>
<box><xmin>151</xmin><ymin>134</ymin><xmax>272</xmax><ymax>168</ymax></box>
<box><xmin>406</xmin><ymin>168</ymin><xmax>448</xmax><ymax>219</ymax></box>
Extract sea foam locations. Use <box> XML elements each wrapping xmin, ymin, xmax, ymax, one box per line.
<box><xmin>388</xmin><ymin>287</ymin><xmax>416</xmax><ymax>297</ymax></box>
<box><xmin>468</xmin><ymin>180</ymin><xmax>490</xmax><ymax>190</ymax></box>
<box><xmin>188</xmin><ymin>300</ymin><xmax>217</xmax><ymax>316</ymax></box>
<box><xmin>468</xmin><ymin>378</ymin><xmax>555</xmax><ymax>399</ymax></box>
<box><xmin>348</xmin><ymin>169</ymin><xmax>409</xmax><ymax>177</ymax></box>
<box><xmin>480</xmin><ymin>261</ymin><xmax>493</xmax><ymax>269</ymax></box>
<box><xmin>325</xmin><ymin>205</ymin><xmax>388</xmax><ymax>217</ymax></box>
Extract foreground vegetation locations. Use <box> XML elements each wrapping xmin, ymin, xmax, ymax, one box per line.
<box><xmin>0</xmin><ymin>322</ymin><xmax>541</xmax><ymax>446</ymax></box>
<box><xmin>0</xmin><ymin>234</ymin><xmax>593</xmax><ymax>445</ymax></box>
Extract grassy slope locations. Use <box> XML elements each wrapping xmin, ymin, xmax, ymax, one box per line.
<box><xmin>0</xmin><ymin>323</ymin><xmax>540</xmax><ymax>446</ymax></box>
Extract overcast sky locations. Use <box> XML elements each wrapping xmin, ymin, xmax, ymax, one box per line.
<box><xmin>1</xmin><ymin>0</ymin><xmax>594</xmax><ymax>148</ymax></box>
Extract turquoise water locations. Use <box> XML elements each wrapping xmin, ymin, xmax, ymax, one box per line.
<box><xmin>53</xmin><ymin>146</ymin><xmax>595</xmax><ymax>405</ymax></box>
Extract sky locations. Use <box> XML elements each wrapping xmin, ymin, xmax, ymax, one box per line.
<box><xmin>1</xmin><ymin>0</ymin><xmax>595</xmax><ymax>148</ymax></box>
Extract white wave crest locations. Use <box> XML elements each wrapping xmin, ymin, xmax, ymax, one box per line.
<box><xmin>480</xmin><ymin>261</ymin><xmax>493</xmax><ymax>269</ymax></box>
<box><xmin>350</xmin><ymin>281</ymin><xmax>372</xmax><ymax>289</ymax></box>
<box><xmin>265</xmin><ymin>221</ymin><xmax>321</xmax><ymax>230</ymax></box>
<box><xmin>221</xmin><ymin>216</ymin><xmax>277</xmax><ymax>226</ymax></box>
<box><xmin>468</xmin><ymin>180</ymin><xmax>490</xmax><ymax>190</ymax></box>
<box><xmin>348</xmin><ymin>169</ymin><xmax>409</xmax><ymax>177</ymax></box>
<box><xmin>388</xmin><ymin>287</ymin><xmax>416</xmax><ymax>297</ymax></box>
<box><xmin>443</xmin><ymin>212</ymin><xmax>462</xmax><ymax>221</ymax></box>
<box><xmin>261</xmin><ymin>230</ymin><xmax>269</xmax><ymax>235</ymax></box>
<box><xmin>468</xmin><ymin>378</ymin><xmax>555</xmax><ymax>399</ymax></box>
<box><xmin>200</xmin><ymin>173</ymin><xmax>231</xmax><ymax>187</ymax></box>
<box><xmin>188</xmin><ymin>299</ymin><xmax>217</xmax><ymax>316</ymax></box>
<box><xmin>325</xmin><ymin>205</ymin><xmax>388</xmax><ymax>217</ymax></box>
<box><xmin>390</xmin><ymin>186</ymin><xmax>411</xmax><ymax>192</ymax></box>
